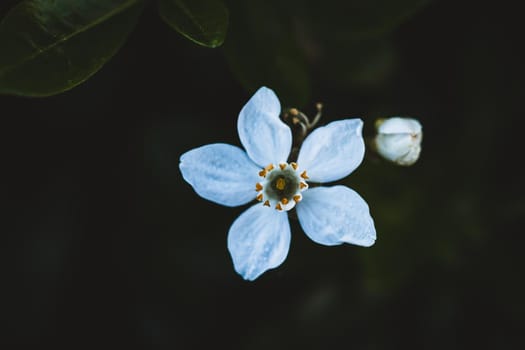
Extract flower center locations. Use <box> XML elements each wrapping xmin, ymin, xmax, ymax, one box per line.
<box><xmin>275</xmin><ymin>178</ymin><xmax>286</xmax><ymax>191</ymax></box>
<box><xmin>255</xmin><ymin>162</ymin><xmax>309</xmax><ymax>211</ymax></box>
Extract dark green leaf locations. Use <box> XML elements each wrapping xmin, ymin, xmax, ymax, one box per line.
<box><xmin>223</xmin><ymin>1</ymin><xmax>311</xmax><ymax>107</ymax></box>
<box><xmin>0</xmin><ymin>0</ymin><xmax>144</xmax><ymax>97</ymax></box>
<box><xmin>158</xmin><ymin>0</ymin><xmax>228</xmax><ymax>48</ymax></box>
<box><xmin>294</xmin><ymin>0</ymin><xmax>430</xmax><ymax>41</ymax></box>
<box><xmin>318</xmin><ymin>39</ymin><xmax>397</xmax><ymax>90</ymax></box>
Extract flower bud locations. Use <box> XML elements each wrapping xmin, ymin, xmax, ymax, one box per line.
<box><xmin>374</xmin><ymin>117</ymin><xmax>422</xmax><ymax>166</ymax></box>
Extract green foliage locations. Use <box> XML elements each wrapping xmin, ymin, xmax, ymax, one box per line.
<box><xmin>222</xmin><ymin>0</ymin><xmax>428</xmax><ymax>106</ymax></box>
<box><xmin>223</xmin><ymin>1</ymin><xmax>311</xmax><ymax>107</ymax></box>
<box><xmin>0</xmin><ymin>0</ymin><xmax>145</xmax><ymax>97</ymax></box>
<box><xmin>158</xmin><ymin>0</ymin><xmax>229</xmax><ymax>48</ymax></box>
<box><xmin>294</xmin><ymin>0</ymin><xmax>430</xmax><ymax>40</ymax></box>
<box><xmin>0</xmin><ymin>0</ymin><xmax>429</xmax><ymax>98</ymax></box>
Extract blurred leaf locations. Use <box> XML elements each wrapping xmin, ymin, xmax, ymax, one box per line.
<box><xmin>289</xmin><ymin>0</ymin><xmax>428</xmax><ymax>90</ymax></box>
<box><xmin>295</xmin><ymin>0</ymin><xmax>430</xmax><ymax>41</ymax></box>
<box><xmin>158</xmin><ymin>0</ymin><xmax>229</xmax><ymax>48</ymax></box>
<box><xmin>223</xmin><ymin>1</ymin><xmax>311</xmax><ymax>106</ymax></box>
<box><xmin>318</xmin><ymin>39</ymin><xmax>397</xmax><ymax>89</ymax></box>
<box><xmin>0</xmin><ymin>0</ymin><xmax>144</xmax><ymax>97</ymax></box>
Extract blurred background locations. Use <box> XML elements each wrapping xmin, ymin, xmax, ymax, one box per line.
<box><xmin>2</xmin><ymin>0</ymin><xmax>524</xmax><ymax>348</ymax></box>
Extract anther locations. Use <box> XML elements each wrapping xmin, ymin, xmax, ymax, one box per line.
<box><xmin>275</xmin><ymin>203</ymin><xmax>283</xmax><ymax>211</ymax></box>
<box><xmin>258</xmin><ymin>169</ymin><xmax>267</xmax><ymax>177</ymax></box>
<box><xmin>293</xmin><ymin>195</ymin><xmax>302</xmax><ymax>203</ymax></box>
<box><xmin>256</xmin><ymin>193</ymin><xmax>263</xmax><ymax>201</ymax></box>
<box><xmin>289</xmin><ymin>108</ymin><xmax>299</xmax><ymax>116</ymax></box>
<box><xmin>255</xmin><ymin>183</ymin><xmax>263</xmax><ymax>191</ymax></box>
<box><xmin>276</xmin><ymin>178</ymin><xmax>286</xmax><ymax>190</ymax></box>
<box><xmin>290</xmin><ymin>162</ymin><xmax>298</xmax><ymax>170</ymax></box>
<box><xmin>299</xmin><ymin>182</ymin><xmax>308</xmax><ymax>189</ymax></box>
<box><xmin>281</xmin><ymin>198</ymin><xmax>289</xmax><ymax>205</ymax></box>
<box><xmin>279</xmin><ymin>163</ymin><xmax>287</xmax><ymax>170</ymax></box>
<box><xmin>311</xmin><ymin>102</ymin><xmax>323</xmax><ymax>128</ymax></box>
<box><xmin>265</xmin><ymin>164</ymin><xmax>274</xmax><ymax>171</ymax></box>
<box><xmin>300</xmin><ymin>170</ymin><xmax>309</xmax><ymax>179</ymax></box>
<box><xmin>263</xmin><ymin>200</ymin><xmax>270</xmax><ymax>207</ymax></box>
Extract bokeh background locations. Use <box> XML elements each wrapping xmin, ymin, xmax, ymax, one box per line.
<box><xmin>2</xmin><ymin>0</ymin><xmax>524</xmax><ymax>348</ymax></box>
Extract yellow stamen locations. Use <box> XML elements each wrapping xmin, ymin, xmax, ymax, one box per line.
<box><xmin>263</xmin><ymin>200</ymin><xmax>270</xmax><ymax>207</ymax></box>
<box><xmin>275</xmin><ymin>203</ymin><xmax>283</xmax><ymax>211</ymax></box>
<box><xmin>255</xmin><ymin>183</ymin><xmax>263</xmax><ymax>191</ymax></box>
<box><xmin>265</xmin><ymin>163</ymin><xmax>274</xmax><ymax>171</ymax></box>
<box><xmin>290</xmin><ymin>162</ymin><xmax>298</xmax><ymax>170</ymax></box>
<box><xmin>289</xmin><ymin>108</ymin><xmax>299</xmax><ymax>116</ymax></box>
<box><xmin>300</xmin><ymin>170</ymin><xmax>309</xmax><ymax>179</ymax></box>
<box><xmin>279</xmin><ymin>163</ymin><xmax>287</xmax><ymax>170</ymax></box>
<box><xmin>259</xmin><ymin>169</ymin><xmax>267</xmax><ymax>177</ymax></box>
<box><xmin>293</xmin><ymin>195</ymin><xmax>301</xmax><ymax>203</ymax></box>
<box><xmin>276</xmin><ymin>178</ymin><xmax>286</xmax><ymax>190</ymax></box>
<box><xmin>299</xmin><ymin>182</ymin><xmax>308</xmax><ymax>189</ymax></box>
<box><xmin>256</xmin><ymin>193</ymin><xmax>263</xmax><ymax>201</ymax></box>
<box><xmin>281</xmin><ymin>198</ymin><xmax>289</xmax><ymax>205</ymax></box>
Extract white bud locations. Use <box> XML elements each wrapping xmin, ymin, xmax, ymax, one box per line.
<box><xmin>374</xmin><ymin>117</ymin><xmax>422</xmax><ymax>166</ymax></box>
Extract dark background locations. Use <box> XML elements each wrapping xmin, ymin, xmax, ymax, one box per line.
<box><xmin>2</xmin><ymin>0</ymin><xmax>524</xmax><ymax>348</ymax></box>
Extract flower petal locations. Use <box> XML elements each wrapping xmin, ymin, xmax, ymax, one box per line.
<box><xmin>377</xmin><ymin>117</ymin><xmax>422</xmax><ymax>134</ymax></box>
<box><xmin>237</xmin><ymin>87</ymin><xmax>292</xmax><ymax>167</ymax></box>
<box><xmin>179</xmin><ymin>143</ymin><xmax>261</xmax><ymax>207</ymax></box>
<box><xmin>375</xmin><ymin>133</ymin><xmax>422</xmax><ymax>166</ymax></box>
<box><xmin>296</xmin><ymin>186</ymin><xmax>376</xmax><ymax>247</ymax></box>
<box><xmin>227</xmin><ymin>204</ymin><xmax>291</xmax><ymax>280</ymax></box>
<box><xmin>297</xmin><ymin>119</ymin><xmax>365</xmax><ymax>183</ymax></box>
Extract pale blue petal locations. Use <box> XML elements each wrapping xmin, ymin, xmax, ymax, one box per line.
<box><xmin>377</xmin><ymin>117</ymin><xmax>422</xmax><ymax>134</ymax></box>
<box><xmin>179</xmin><ymin>143</ymin><xmax>260</xmax><ymax>207</ymax></box>
<box><xmin>296</xmin><ymin>186</ymin><xmax>376</xmax><ymax>247</ymax></box>
<box><xmin>297</xmin><ymin>119</ymin><xmax>365</xmax><ymax>183</ymax></box>
<box><xmin>237</xmin><ymin>87</ymin><xmax>292</xmax><ymax>167</ymax></box>
<box><xmin>227</xmin><ymin>204</ymin><xmax>291</xmax><ymax>281</ymax></box>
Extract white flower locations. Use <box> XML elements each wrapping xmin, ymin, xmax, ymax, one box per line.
<box><xmin>179</xmin><ymin>87</ymin><xmax>376</xmax><ymax>281</ymax></box>
<box><xmin>374</xmin><ymin>117</ymin><xmax>422</xmax><ymax>166</ymax></box>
